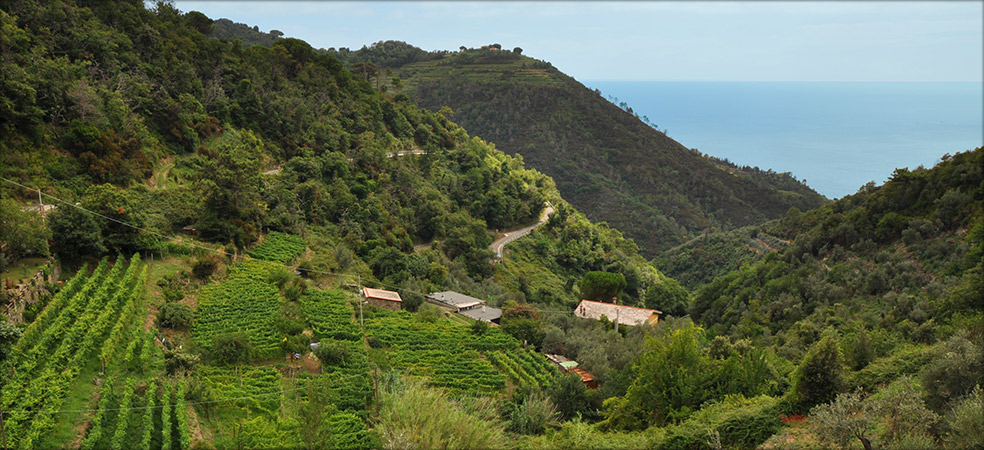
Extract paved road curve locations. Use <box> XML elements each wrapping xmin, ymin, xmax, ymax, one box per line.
<box><xmin>490</xmin><ymin>203</ymin><xmax>554</xmax><ymax>260</ymax></box>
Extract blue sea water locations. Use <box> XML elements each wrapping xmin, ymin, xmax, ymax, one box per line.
<box><xmin>585</xmin><ymin>81</ymin><xmax>983</xmax><ymax>199</ymax></box>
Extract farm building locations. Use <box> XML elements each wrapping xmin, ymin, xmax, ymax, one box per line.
<box><xmin>545</xmin><ymin>354</ymin><xmax>598</xmax><ymax>389</ymax></box>
<box><xmin>427</xmin><ymin>291</ymin><xmax>501</xmax><ymax>324</ymax></box>
<box><xmin>573</xmin><ymin>299</ymin><xmax>661</xmax><ymax>327</ymax></box>
<box><xmin>363</xmin><ymin>287</ymin><xmax>402</xmax><ymax>311</ymax></box>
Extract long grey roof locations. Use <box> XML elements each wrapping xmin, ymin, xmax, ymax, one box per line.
<box><xmin>457</xmin><ymin>305</ymin><xmax>502</xmax><ymax>323</ymax></box>
<box><xmin>428</xmin><ymin>291</ymin><xmax>485</xmax><ymax>307</ymax></box>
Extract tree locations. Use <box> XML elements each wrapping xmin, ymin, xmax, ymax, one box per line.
<box><xmin>82</xmin><ymin>183</ymin><xmax>157</xmax><ymax>253</ymax></box>
<box><xmin>791</xmin><ymin>335</ymin><xmax>847</xmax><ymax>410</ymax></box>
<box><xmin>602</xmin><ymin>322</ymin><xmax>710</xmax><ymax>429</ymax></box>
<box><xmin>0</xmin><ymin>197</ymin><xmax>50</xmax><ymax>270</ymax></box>
<box><xmin>921</xmin><ymin>331</ymin><xmax>983</xmax><ymax>411</ymax></box>
<box><xmin>513</xmin><ymin>47</ymin><xmax>523</xmax><ymax>54</ymax></box>
<box><xmin>643</xmin><ymin>278</ymin><xmax>688</xmax><ymax>316</ymax></box>
<box><xmin>577</xmin><ymin>271</ymin><xmax>626</xmax><ymax>302</ymax></box>
<box><xmin>196</xmin><ymin>129</ymin><xmax>267</xmax><ymax>248</ymax></box>
<box><xmin>846</xmin><ymin>327</ymin><xmax>874</xmax><ymax>371</ymax></box>
<box><xmin>870</xmin><ymin>376</ymin><xmax>938</xmax><ymax>444</ymax></box>
<box><xmin>48</xmin><ymin>203</ymin><xmax>106</xmax><ymax>261</ymax></box>
<box><xmin>501</xmin><ymin>304</ymin><xmax>544</xmax><ymax>347</ymax></box>
<box><xmin>810</xmin><ymin>389</ymin><xmax>874</xmax><ymax>450</ymax></box>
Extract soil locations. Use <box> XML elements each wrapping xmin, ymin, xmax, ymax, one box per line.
<box><xmin>186</xmin><ymin>403</ymin><xmax>208</xmax><ymax>444</ymax></box>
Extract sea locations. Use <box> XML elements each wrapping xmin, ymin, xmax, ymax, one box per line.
<box><xmin>584</xmin><ymin>81</ymin><xmax>983</xmax><ymax>199</ymax></box>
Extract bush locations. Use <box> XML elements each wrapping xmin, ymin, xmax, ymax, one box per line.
<box><xmin>661</xmin><ymin>395</ymin><xmax>782</xmax><ymax>450</ymax></box>
<box><xmin>210</xmin><ymin>332</ymin><xmax>253</xmax><ymax>365</ymax></box>
<box><xmin>157</xmin><ymin>302</ymin><xmax>194</xmax><ymax>329</ymax></box>
<box><xmin>281</xmin><ymin>334</ymin><xmax>310</xmax><ymax>354</ymax></box>
<box><xmin>471</xmin><ymin>319</ymin><xmax>489</xmax><ymax>335</ymax></box>
<box><xmin>164</xmin><ymin>348</ymin><xmax>200</xmax><ymax>374</ymax></box>
<box><xmin>504</xmin><ymin>392</ymin><xmax>559</xmax><ymax>435</ymax></box>
<box><xmin>942</xmin><ymin>385</ymin><xmax>983</xmax><ymax>449</ymax></box>
<box><xmin>192</xmin><ymin>257</ymin><xmax>217</xmax><ymax>279</ymax></box>
<box><xmin>549</xmin><ymin>373</ymin><xmax>601</xmax><ymax>421</ymax></box>
<box><xmin>314</xmin><ymin>342</ymin><xmax>350</xmax><ymax>366</ymax></box>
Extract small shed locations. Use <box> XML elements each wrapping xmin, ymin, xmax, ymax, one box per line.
<box><xmin>570</xmin><ymin>367</ymin><xmax>598</xmax><ymax>389</ymax></box>
<box><xmin>363</xmin><ymin>287</ymin><xmax>402</xmax><ymax>311</ymax></box>
<box><xmin>574</xmin><ymin>299</ymin><xmax>661</xmax><ymax>327</ymax></box>
<box><xmin>545</xmin><ymin>354</ymin><xmax>597</xmax><ymax>389</ymax></box>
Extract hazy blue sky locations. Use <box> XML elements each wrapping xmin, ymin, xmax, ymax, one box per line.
<box><xmin>174</xmin><ymin>1</ymin><xmax>982</xmax><ymax>82</ymax></box>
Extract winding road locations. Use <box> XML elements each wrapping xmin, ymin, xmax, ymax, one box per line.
<box><xmin>490</xmin><ymin>203</ymin><xmax>554</xmax><ymax>260</ymax></box>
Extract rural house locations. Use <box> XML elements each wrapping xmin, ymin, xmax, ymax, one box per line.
<box><xmin>573</xmin><ymin>299</ymin><xmax>661</xmax><ymax>327</ymax></box>
<box><xmin>363</xmin><ymin>287</ymin><xmax>402</xmax><ymax>311</ymax></box>
<box><xmin>427</xmin><ymin>291</ymin><xmax>502</xmax><ymax>324</ymax></box>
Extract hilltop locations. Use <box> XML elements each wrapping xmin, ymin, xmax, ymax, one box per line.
<box><xmin>330</xmin><ymin>41</ymin><xmax>829</xmax><ymax>255</ymax></box>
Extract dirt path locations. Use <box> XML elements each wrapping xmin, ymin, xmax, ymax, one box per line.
<box><xmin>753</xmin><ymin>237</ymin><xmax>779</xmax><ymax>253</ymax></box>
<box><xmin>148</xmin><ymin>158</ymin><xmax>174</xmax><ymax>189</ymax></box>
<box><xmin>489</xmin><ymin>202</ymin><xmax>554</xmax><ymax>260</ymax></box>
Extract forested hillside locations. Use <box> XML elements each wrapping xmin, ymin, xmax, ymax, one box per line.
<box><xmin>330</xmin><ymin>41</ymin><xmax>829</xmax><ymax>255</ymax></box>
<box><xmin>0</xmin><ymin>1</ymin><xmax>686</xmax><ymax>448</ymax></box>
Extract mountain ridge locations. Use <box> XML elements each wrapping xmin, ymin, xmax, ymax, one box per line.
<box><xmin>328</xmin><ymin>40</ymin><xmax>830</xmax><ymax>256</ymax></box>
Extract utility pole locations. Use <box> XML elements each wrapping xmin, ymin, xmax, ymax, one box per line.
<box><xmin>1</xmin><ymin>406</ymin><xmax>7</xmax><ymax>450</ymax></box>
<box><xmin>37</xmin><ymin>189</ymin><xmax>45</xmax><ymax>222</ymax></box>
<box><xmin>614</xmin><ymin>296</ymin><xmax>619</xmax><ymax>333</ymax></box>
<box><xmin>358</xmin><ymin>275</ymin><xmax>364</xmax><ymax>331</ymax></box>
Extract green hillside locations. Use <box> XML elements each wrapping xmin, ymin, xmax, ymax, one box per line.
<box><xmin>1</xmin><ymin>3</ymin><xmax>981</xmax><ymax>450</ymax></box>
<box><xmin>331</xmin><ymin>41</ymin><xmax>829</xmax><ymax>256</ymax></box>
<box><xmin>0</xmin><ymin>2</ymin><xmax>688</xmax><ymax>448</ymax></box>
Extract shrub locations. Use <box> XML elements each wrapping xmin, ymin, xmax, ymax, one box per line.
<box><xmin>471</xmin><ymin>319</ymin><xmax>489</xmax><ymax>335</ymax></box>
<box><xmin>314</xmin><ymin>341</ymin><xmax>350</xmax><ymax>366</ymax></box>
<box><xmin>192</xmin><ymin>257</ymin><xmax>217</xmax><ymax>279</ymax></box>
<box><xmin>504</xmin><ymin>392</ymin><xmax>559</xmax><ymax>435</ymax></box>
<box><xmin>661</xmin><ymin>395</ymin><xmax>782</xmax><ymax>450</ymax></box>
<box><xmin>942</xmin><ymin>385</ymin><xmax>983</xmax><ymax>449</ymax></box>
<box><xmin>157</xmin><ymin>302</ymin><xmax>194</xmax><ymax>329</ymax></box>
<box><xmin>375</xmin><ymin>378</ymin><xmax>506</xmax><ymax>450</ymax></box>
<box><xmin>164</xmin><ymin>347</ymin><xmax>200</xmax><ymax>374</ymax></box>
<box><xmin>162</xmin><ymin>286</ymin><xmax>185</xmax><ymax>302</ymax></box>
<box><xmin>549</xmin><ymin>373</ymin><xmax>601</xmax><ymax>421</ymax></box>
<box><xmin>210</xmin><ymin>332</ymin><xmax>253</xmax><ymax>365</ymax></box>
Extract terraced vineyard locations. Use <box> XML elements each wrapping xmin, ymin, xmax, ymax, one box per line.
<box><xmin>191</xmin><ymin>259</ymin><xmax>283</xmax><ymax>358</ymax></box>
<box><xmin>247</xmin><ymin>231</ymin><xmax>307</xmax><ymax>262</ymax></box>
<box><xmin>487</xmin><ymin>348</ymin><xmax>559</xmax><ymax>386</ymax></box>
<box><xmin>301</xmin><ymin>289</ymin><xmax>373</xmax><ymax>414</ymax></box>
<box><xmin>364</xmin><ymin>307</ymin><xmax>520</xmax><ymax>395</ymax></box>
<box><xmin>77</xmin><ymin>377</ymin><xmax>189</xmax><ymax>450</ymax></box>
<box><xmin>0</xmin><ymin>255</ymin><xmax>151</xmax><ymax>450</ymax></box>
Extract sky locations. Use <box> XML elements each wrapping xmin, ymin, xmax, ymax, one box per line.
<box><xmin>173</xmin><ymin>1</ymin><xmax>982</xmax><ymax>82</ymax></box>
